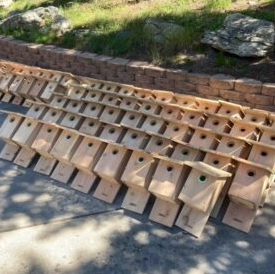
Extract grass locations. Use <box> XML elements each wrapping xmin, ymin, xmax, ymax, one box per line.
<box><xmin>205</xmin><ymin>0</ymin><xmax>233</xmax><ymax>11</ymax></box>
<box><xmin>0</xmin><ymin>0</ymin><xmax>274</xmax><ymax>65</ymax></box>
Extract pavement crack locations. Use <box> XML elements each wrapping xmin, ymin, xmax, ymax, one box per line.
<box><xmin>0</xmin><ymin>207</ymin><xmax>122</xmax><ymax>234</ymax></box>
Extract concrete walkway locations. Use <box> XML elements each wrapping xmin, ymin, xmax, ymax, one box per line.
<box><xmin>0</xmin><ymin>102</ymin><xmax>275</xmax><ymax>274</ymax></box>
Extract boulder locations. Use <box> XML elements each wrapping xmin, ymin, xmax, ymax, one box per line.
<box><xmin>201</xmin><ymin>13</ymin><xmax>275</xmax><ymax>57</ymax></box>
<box><xmin>0</xmin><ymin>0</ymin><xmax>13</xmax><ymax>9</ymax></box>
<box><xmin>0</xmin><ymin>6</ymin><xmax>72</xmax><ymax>36</ymax></box>
<box><xmin>144</xmin><ymin>19</ymin><xmax>184</xmax><ymax>45</ymax></box>
<box><xmin>51</xmin><ymin>18</ymin><xmax>72</xmax><ymax>37</ymax></box>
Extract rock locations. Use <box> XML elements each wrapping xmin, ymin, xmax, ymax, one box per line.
<box><xmin>65</xmin><ymin>1</ymin><xmax>75</xmax><ymax>7</ymax></box>
<box><xmin>0</xmin><ymin>0</ymin><xmax>13</xmax><ymax>9</ymax></box>
<box><xmin>0</xmin><ymin>6</ymin><xmax>72</xmax><ymax>37</ymax></box>
<box><xmin>144</xmin><ymin>19</ymin><xmax>184</xmax><ymax>45</ymax></box>
<box><xmin>201</xmin><ymin>13</ymin><xmax>275</xmax><ymax>57</ymax></box>
<box><xmin>51</xmin><ymin>18</ymin><xmax>72</xmax><ymax>36</ymax></box>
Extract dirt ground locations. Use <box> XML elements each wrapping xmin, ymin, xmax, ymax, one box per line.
<box><xmin>172</xmin><ymin>49</ymin><xmax>275</xmax><ymax>82</ymax></box>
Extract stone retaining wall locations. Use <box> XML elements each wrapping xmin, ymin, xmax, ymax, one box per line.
<box><xmin>0</xmin><ymin>36</ymin><xmax>274</xmax><ymax>111</ymax></box>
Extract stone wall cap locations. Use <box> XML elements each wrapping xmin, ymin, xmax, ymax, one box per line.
<box><xmin>262</xmin><ymin>83</ymin><xmax>275</xmax><ymax>96</ymax></box>
<box><xmin>64</xmin><ymin>48</ymin><xmax>79</xmax><ymax>55</ymax></box>
<box><xmin>144</xmin><ymin>65</ymin><xmax>166</xmax><ymax>71</ymax></box>
<box><xmin>263</xmin><ymin>83</ymin><xmax>275</xmax><ymax>87</ymax></box>
<box><xmin>76</xmin><ymin>51</ymin><xmax>98</xmax><ymax>58</ymax></box>
<box><xmin>41</xmin><ymin>44</ymin><xmax>58</xmax><ymax>50</ymax></box>
<box><xmin>210</xmin><ymin>74</ymin><xmax>235</xmax><ymax>80</ymax></box>
<box><xmin>51</xmin><ymin>46</ymin><xmax>68</xmax><ymax>53</ymax></box>
<box><xmin>95</xmin><ymin>55</ymin><xmax>114</xmax><ymax>62</ymax></box>
<box><xmin>2</xmin><ymin>36</ymin><xmax>14</xmax><ymax>41</ymax></box>
<box><xmin>28</xmin><ymin>43</ymin><xmax>43</xmax><ymax>49</ymax></box>
<box><xmin>128</xmin><ymin>60</ymin><xmax>150</xmax><ymax>68</ymax></box>
<box><xmin>167</xmin><ymin>68</ymin><xmax>188</xmax><ymax>75</ymax></box>
<box><xmin>236</xmin><ymin>78</ymin><xmax>262</xmax><ymax>85</ymax></box>
<box><xmin>108</xmin><ymin>57</ymin><xmax>130</xmax><ymax>66</ymax></box>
